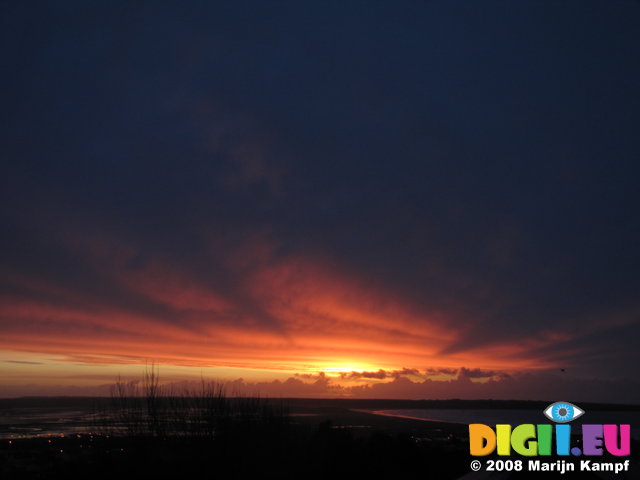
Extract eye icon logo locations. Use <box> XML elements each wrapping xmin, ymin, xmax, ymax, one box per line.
<box><xmin>543</xmin><ymin>401</ymin><xmax>584</xmax><ymax>423</ymax></box>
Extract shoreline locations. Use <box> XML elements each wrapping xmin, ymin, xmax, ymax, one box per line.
<box><xmin>0</xmin><ymin>404</ymin><xmax>472</xmax><ymax>479</ymax></box>
<box><xmin>0</xmin><ymin>402</ymin><xmax>471</xmax><ymax>440</ymax></box>
<box><xmin>358</xmin><ymin>408</ymin><xmax>469</xmax><ymax>425</ymax></box>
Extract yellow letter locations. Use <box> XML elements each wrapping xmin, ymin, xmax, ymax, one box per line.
<box><xmin>496</xmin><ymin>424</ymin><xmax>512</xmax><ymax>455</ymax></box>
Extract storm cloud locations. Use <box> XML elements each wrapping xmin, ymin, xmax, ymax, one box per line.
<box><xmin>1</xmin><ymin>1</ymin><xmax>639</xmax><ymax>399</ymax></box>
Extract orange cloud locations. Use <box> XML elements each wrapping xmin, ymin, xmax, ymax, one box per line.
<box><xmin>0</xmin><ymin>232</ymin><xmax>570</xmax><ymax>394</ymax></box>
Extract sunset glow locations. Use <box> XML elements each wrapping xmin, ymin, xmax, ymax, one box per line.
<box><xmin>0</xmin><ymin>235</ymin><xmax>593</xmax><ymax>397</ymax></box>
<box><xmin>1</xmin><ymin>0</ymin><xmax>639</xmax><ymax>404</ymax></box>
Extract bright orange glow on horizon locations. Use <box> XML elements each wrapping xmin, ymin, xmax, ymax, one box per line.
<box><xmin>0</xmin><ymin>234</ymin><xmax>571</xmax><ymax>398</ymax></box>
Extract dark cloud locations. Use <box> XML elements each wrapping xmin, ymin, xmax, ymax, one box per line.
<box><xmin>340</xmin><ymin>370</ymin><xmax>389</xmax><ymax>380</ymax></box>
<box><xmin>457</xmin><ymin>367</ymin><xmax>497</xmax><ymax>379</ymax></box>
<box><xmin>392</xmin><ymin>368</ymin><xmax>421</xmax><ymax>378</ymax></box>
<box><xmin>4</xmin><ymin>360</ymin><xmax>45</xmax><ymax>365</ymax></box>
<box><xmin>3</xmin><ymin>371</ymin><xmax>637</xmax><ymax>404</ymax></box>
<box><xmin>338</xmin><ymin>368</ymin><xmax>422</xmax><ymax>380</ymax></box>
<box><xmin>1</xmin><ymin>0</ymin><xmax>640</xmax><ymax>397</ymax></box>
<box><xmin>232</xmin><ymin>371</ymin><xmax>640</xmax><ymax>403</ymax></box>
<box><xmin>424</xmin><ymin>368</ymin><xmax>458</xmax><ymax>376</ymax></box>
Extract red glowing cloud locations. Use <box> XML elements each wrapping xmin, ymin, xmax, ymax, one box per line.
<box><xmin>0</xmin><ymin>230</ymin><xmax>575</xmax><ymax>389</ymax></box>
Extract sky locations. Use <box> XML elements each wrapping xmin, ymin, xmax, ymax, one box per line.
<box><xmin>1</xmin><ymin>1</ymin><xmax>640</xmax><ymax>402</ymax></box>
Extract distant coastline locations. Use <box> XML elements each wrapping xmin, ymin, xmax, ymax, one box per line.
<box><xmin>2</xmin><ymin>396</ymin><xmax>639</xmax><ymax>410</ymax></box>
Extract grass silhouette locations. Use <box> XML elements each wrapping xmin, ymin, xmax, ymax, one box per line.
<box><xmin>2</xmin><ymin>369</ymin><xmax>477</xmax><ymax>479</ymax></box>
<box><xmin>100</xmin><ymin>364</ymin><xmax>289</xmax><ymax>440</ymax></box>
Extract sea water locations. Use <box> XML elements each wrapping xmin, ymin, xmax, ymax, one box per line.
<box><xmin>371</xmin><ymin>409</ymin><xmax>640</xmax><ymax>439</ymax></box>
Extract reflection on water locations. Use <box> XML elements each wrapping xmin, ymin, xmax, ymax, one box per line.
<box><xmin>2</xmin><ymin>400</ymin><xmax>639</xmax><ymax>440</ymax></box>
<box><xmin>0</xmin><ymin>407</ymin><xmax>105</xmax><ymax>439</ymax></box>
<box><xmin>371</xmin><ymin>408</ymin><xmax>640</xmax><ymax>439</ymax></box>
